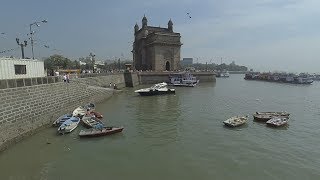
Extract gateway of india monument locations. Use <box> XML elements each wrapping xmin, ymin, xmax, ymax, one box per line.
<box><xmin>132</xmin><ymin>15</ymin><xmax>182</xmax><ymax>71</ymax></box>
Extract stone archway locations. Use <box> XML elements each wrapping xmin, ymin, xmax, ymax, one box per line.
<box><xmin>165</xmin><ymin>61</ymin><xmax>170</xmax><ymax>71</ymax></box>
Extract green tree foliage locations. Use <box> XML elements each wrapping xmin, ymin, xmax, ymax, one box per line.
<box><xmin>181</xmin><ymin>61</ymin><xmax>248</xmax><ymax>71</ymax></box>
<box><xmin>44</xmin><ymin>54</ymin><xmax>80</xmax><ymax>71</ymax></box>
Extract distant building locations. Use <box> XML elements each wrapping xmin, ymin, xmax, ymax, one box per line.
<box><xmin>95</xmin><ymin>60</ymin><xmax>105</xmax><ymax>66</ymax></box>
<box><xmin>181</xmin><ymin>58</ymin><xmax>193</xmax><ymax>66</ymax></box>
<box><xmin>132</xmin><ymin>15</ymin><xmax>182</xmax><ymax>71</ymax></box>
<box><xmin>79</xmin><ymin>61</ymin><xmax>86</xmax><ymax>66</ymax></box>
<box><xmin>0</xmin><ymin>57</ymin><xmax>45</xmax><ymax>79</ymax></box>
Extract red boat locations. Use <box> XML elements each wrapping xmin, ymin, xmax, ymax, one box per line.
<box><xmin>90</xmin><ymin>111</ymin><xmax>103</xmax><ymax>119</ymax></box>
<box><xmin>79</xmin><ymin>127</ymin><xmax>124</xmax><ymax>137</ymax></box>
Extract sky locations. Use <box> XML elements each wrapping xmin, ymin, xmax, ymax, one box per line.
<box><xmin>1</xmin><ymin>0</ymin><xmax>320</xmax><ymax>72</ymax></box>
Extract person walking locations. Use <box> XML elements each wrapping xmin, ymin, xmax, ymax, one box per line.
<box><xmin>63</xmin><ymin>74</ymin><xmax>67</xmax><ymax>83</ymax></box>
<box><xmin>66</xmin><ymin>73</ymin><xmax>70</xmax><ymax>83</ymax></box>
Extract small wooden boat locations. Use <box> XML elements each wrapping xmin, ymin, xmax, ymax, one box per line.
<box><xmin>79</xmin><ymin>127</ymin><xmax>124</xmax><ymax>137</ymax></box>
<box><xmin>253</xmin><ymin>114</ymin><xmax>274</xmax><ymax>121</ymax></box>
<box><xmin>52</xmin><ymin>113</ymin><xmax>72</xmax><ymax>127</ymax></box>
<box><xmin>81</xmin><ymin>115</ymin><xmax>104</xmax><ymax>128</ymax></box>
<box><xmin>90</xmin><ymin>111</ymin><xmax>103</xmax><ymax>119</ymax></box>
<box><xmin>253</xmin><ymin>111</ymin><xmax>290</xmax><ymax>121</ymax></box>
<box><xmin>266</xmin><ymin>117</ymin><xmax>289</xmax><ymax>127</ymax></box>
<box><xmin>84</xmin><ymin>103</ymin><xmax>95</xmax><ymax>110</ymax></box>
<box><xmin>255</xmin><ymin>112</ymin><xmax>290</xmax><ymax>116</ymax></box>
<box><xmin>223</xmin><ymin>116</ymin><xmax>247</xmax><ymax>127</ymax></box>
<box><xmin>58</xmin><ymin>117</ymin><xmax>81</xmax><ymax>134</ymax></box>
<box><xmin>72</xmin><ymin>106</ymin><xmax>87</xmax><ymax>117</ymax></box>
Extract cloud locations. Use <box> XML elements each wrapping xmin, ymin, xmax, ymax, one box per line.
<box><xmin>174</xmin><ymin>0</ymin><xmax>320</xmax><ymax>72</ymax></box>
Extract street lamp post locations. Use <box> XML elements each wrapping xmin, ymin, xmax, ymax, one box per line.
<box><xmin>29</xmin><ymin>20</ymin><xmax>47</xmax><ymax>59</ymax></box>
<box><xmin>16</xmin><ymin>38</ymin><xmax>27</xmax><ymax>59</ymax></box>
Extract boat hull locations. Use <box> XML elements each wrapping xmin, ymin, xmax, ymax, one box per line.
<box><xmin>81</xmin><ymin>115</ymin><xmax>104</xmax><ymax>128</ymax></box>
<box><xmin>137</xmin><ymin>89</ymin><xmax>175</xmax><ymax>96</ymax></box>
<box><xmin>79</xmin><ymin>127</ymin><xmax>124</xmax><ymax>137</ymax></box>
<box><xmin>168</xmin><ymin>80</ymin><xmax>199</xmax><ymax>87</ymax></box>
<box><xmin>266</xmin><ymin>117</ymin><xmax>289</xmax><ymax>127</ymax></box>
<box><xmin>253</xmin><ymin>112</ymin><xmax>290</xmax><ymax>121</ymax></box>
<box><xmin>57</xmin><ymin>117</ymin><xmax>80</xmax><ymax>134</ymax></box>
<box><xmin>223</xmin><ymin>116</ymin><xmax>247</xmax><ymax>127</ymax></box>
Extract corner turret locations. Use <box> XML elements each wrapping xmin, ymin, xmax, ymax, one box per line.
<box><xmin>134</xmin><ymin>23</ymin><xmax>139</xmax><ymax>33</ymax></box>
<box><xmin>168</xmin><ymin>19</ymin><xmax>173</xmax><ymax>32</ymax></box>
<box><xmin>142</xmin><ymin>15</ymin><xmax>148</xmax><ymax>28</ymax></box>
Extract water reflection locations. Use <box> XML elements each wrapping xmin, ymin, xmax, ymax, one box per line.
<box><xmin>133</xmin><ymin>87</ymin><xmax>181</xmax><ymax>146</ymax></box>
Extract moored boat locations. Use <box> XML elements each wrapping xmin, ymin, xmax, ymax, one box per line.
<box><xmin>81</xmin><ymin>115</ymin><xmax>104</xmax><ymax>128</ymax></box>
<box><xmin>266</xmin><ymin>117</ymin><xmax>289</xmax><ymax>127</ymax></box>
<box><xmin>58</xmin><ymin>116</ymin><xmax>81</xmax><ymax>134</ymax></box>
<box><xmin>72</xmin><ymin>103</ymin><xmax>96</xmax><ymax>117</ymax></box>
<box><xmin>168</xmin><ymin>72</ymin><xmax>199</xmax><ymax>87</ymax></box>
<box><xmin>217</xmin><ymin>70</ymin><xmax>230</xmax><ymax>78</ymax></box>
<box><xmin>79</xmin><ymin>127</ymin><xmax>124</xmax><ymax>137</ymax></box>
<box><xmin>223</xmin><ymin>116</ymin><xmax>247</xmax><ymax>127</ymax></box>
<box><xmin>52</xmin><ymin>113</ymin><xmax>72</xmax><ymax>127</ymax></box>
<box><xmin>84</xmin><ymin>103</ymin><xmax>95</xmax><ymax>110</ymax></box>
<box><xmin>72</xmin><ymin>106</ymin><xmax>87</xmax><ymax>117</ymax></box>
<box><xmin>253</xmin><ymin>112</ymin><xmax>290</xmax><ymax>121</ymax></box>
<box><xmin>255</xmin><ymin>112</ymin><xmax>290</xmax><ymax>116</ymax></box>
<box><xmin>253</xmin><ymin>114</ymin><xmax>274</xmax><ymax>121</ymax></box>
<box><xmin>134</xmin><ymin>82</ymin><xmax>175</xmax><ymax>96</ymax></box>
<box><xmin>90</xmin><ymin>111</ymin><xmax>103</xmax><ymax>119</ymax></box>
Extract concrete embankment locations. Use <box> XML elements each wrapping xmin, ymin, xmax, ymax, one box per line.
<box><xmin>0</xmin><ymin>74</ymin><xmax>126</xmax><ymax>152</ymax></box>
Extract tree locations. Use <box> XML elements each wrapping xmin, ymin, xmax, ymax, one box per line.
<box><xmin>44</xmin><ymin>54</ymin><xmax>79</xmax><ymax>72</ymax></box>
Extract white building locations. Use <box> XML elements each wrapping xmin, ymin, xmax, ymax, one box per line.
<box><xmin>0</xmin><ymin>57</ymin><xmax>45</xmax><ymax>80</ymax></box>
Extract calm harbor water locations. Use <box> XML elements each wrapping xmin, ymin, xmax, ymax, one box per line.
<box><xmin>1</xmin><ymin>74</ymin><xmax>320</xmax><ymax>180</ymax></box>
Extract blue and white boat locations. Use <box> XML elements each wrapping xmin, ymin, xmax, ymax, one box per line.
<box><xmin>169</xmin><ymin>72</ymin><xmax>199</xmax><ymax>87</ymax></box>
<box><xmin>52</xmin><ymin>113</ymin><xmax>72</xmax><ymax>127</ymax></box>
<box><xmin>58</xmin><ymin>116</ymin><xmax>81</xmax><ymax>134</ymax></box>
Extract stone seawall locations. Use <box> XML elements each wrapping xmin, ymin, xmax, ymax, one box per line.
<box><xmin>0</xmin><ymin>74</ymin><xmax>124</xmax><ymax>152</ymax></box>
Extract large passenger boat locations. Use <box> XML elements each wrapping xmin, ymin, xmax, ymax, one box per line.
<box><xmin>168</xmin><ymin>72</ymin><xmax>199</xmax><ymax>87</ymax></box>
<box><xmin>134</xmin><ymin>82</ymin><xmax>175</xmax><ymax>96</ymax></box>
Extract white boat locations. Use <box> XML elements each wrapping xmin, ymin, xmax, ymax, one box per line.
<box><xmin>72</xmin><ymin>106</ymin><xmax>87</xmax><ymax>117</ymax></box>
<box><xmin>57</xmin><ymin>116</ymin><xmax>80</xmax><ymax>134</ymax></box>
<box><xmin>220</xmin><ymin>71</ymin><xmax>230</xmax><ymax>77</ymax></box>
<box><xmin>134</xmin><ymin>82</ymin><xmax>175</xmax><ymax>96</ymax></box>
<box><xmin>169</xmin><ymin>72</ymin><xmax>199</xmax><ymax>87</ymax></box>
<box><xmin>266</xmin><ymin>117</ymin><xmax>289</xmax><ymax>127</ymax></box>
<box><xmin>217</xmin><ymin>70</ymin><xmax>230</xmax><ymax>78</ymax></box>
<box><xmin>223</xmin><ymin>116</ymin><xmax>247</xmax><ymax>127</ymax></box>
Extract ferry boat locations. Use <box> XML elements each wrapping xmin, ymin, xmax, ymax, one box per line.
<box><xmin>168</xmin><ymin>72</ymin><xmax>199</xmax><ymax>87</ymax></box>
<box><xmin>294</xmin><ymin>73</ymin><xmax>313</xmax><ymax>84</ymax></box>
<box><xmin>217</xmin><ymin>70</ymin><xmax>230</xmax><ymax>78</ymax></box>
<box><xmin>134</xmin><ymin>82</ymin><xmax>175</xmax><ymax>96</ymax></box>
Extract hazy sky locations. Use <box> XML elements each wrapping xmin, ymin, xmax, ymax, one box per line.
<box><xmin>1</xmin><ymin>0</ymin><xmax>319</xmax><ymax>72</ymax></box>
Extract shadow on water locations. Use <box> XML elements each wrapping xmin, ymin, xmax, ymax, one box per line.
<box><xmin>222</xmin><ymin>123</ymin><xmax>249</xmax><ymax>131</ymax></box>
<box><xmin>252</xmin><ymin>119</ymin><xmax>290</xmax><ymax>130</ymax></box>
<box><xmin>266</xmin><ymin>124</ymin><xmax>290</xmax><ymax>130</ymax></box>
